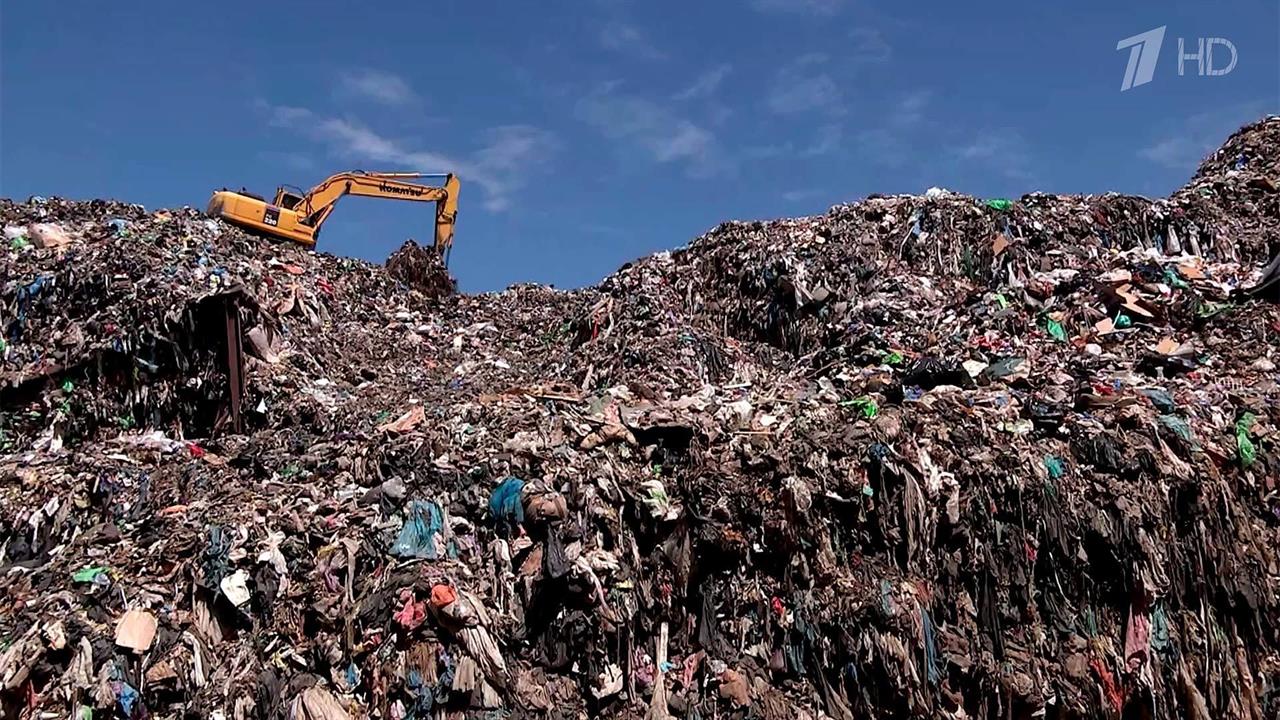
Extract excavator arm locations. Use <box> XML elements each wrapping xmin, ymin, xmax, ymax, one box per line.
<box><xmin>291</xmin><ymin>171</ymin><xmax>460</xmax><ymax>253</ymax></box>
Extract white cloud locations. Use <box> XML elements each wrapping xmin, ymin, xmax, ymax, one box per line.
<box><xmin>768</xmin><ymin>54</ymin><xmax>842</xmax><ymax>115</ymax></box>
<box><xmin>708</xmin><ymin>103</ymin><xmax>735</xmax><ymax>126</ymax></box>
<box><xmin>854</xmin><ymin>90</ymin><xmax>933</xmax><ymax>166</ymax></box>
<box><xmin>598</xmin><ymin>21</ymin><xmax>666</xmax><ymax>60</ymax></box>
<box><xmin>856</xmin><ymin>127</ymin><xmax>909</xmax><ymax>166</ymax></box>
<box><xmin>575</xmin><ymin>85</ymin><xmax>729</xmax><ymax>177</ymax></box>
<box><xmin>954</xmin><ymin>135</ymin><xmax>1000</xmax><ymax>161</ymax></box>
<box><xmin>265</xmin><ymin>104</ymin><xmax>314</xmax><ymax>127</ymax></box>
<box><xmin>258</xmin><ymin>150</ymin><xmax>316</xmax><ymax>172</ymax></box>
<box><xmin>803</xmin><ymin>123</ymin><xmax>843</xmax><ymax>156</ymax></box>
<box><xmin>891</xmin><ymin>90</ymin><xmax>931</xmax><ymax>125</ymax></box>
<box><xmin>336</xmin><ymin>69</ymin><xmax>417</xmax><ymax>106</ymax></box>
<box><xmin>658</xmin><ymin>123</ymin><xmax>716</xmax><ymax>163</ymax></box>
<box><xmin>1138</xmin><ymin>138</ymin><xmax>1197</xmax><ymax>169</ymax></box>
<box><xmin>744</xmin><ymin>142</ymin><xmax>793</xmax><ymax>159</ymax></box>
<box><xmin>740</xmin><ymin>86</ymin><xmax>937</xmax><ymax>198</ymax></box>
<box><xmin>1138</xmin><ymin>102</ymin><xmax>1270</xmax><ymax>171</ymax></box>
<box><xmin>768</xmin><ymin>74</ymin><xmax>840</xmax><ymax>115</ymax></box>
<box><xmin>264</xmin><ymin>105</ymin><xmax>556</xmax><ymax>212</ymax></box>
<box><xmin>474</xmin><ymin>125</ymin><xmax>558</xmax><ymax>175</ymax></box>
<box><xmin>470</xmin><ymin>126</ymin><xmax>558</xmax><ymax>210</ymax></box>
<box><xmin>849</xmin><ymin>27</ymin><xmax>891</xmax><ymax>63</ymax></box>
<box><xmin>781</xmin><ymin>188</ymin><xmax>825</xmax><ymax>202</ymax></box>
<box><xmin>750</xmin><ymin>0</ymin><xmax>843</xmax><ymax>16</ymax></box>
<box><xmin>313</xmin><ymin>117</ymin><xmax>410</xmax><ymax>161</ymax></box>
<box><xmin>744</xmin><ymin>122</ymin><xmax>844</xmax><ymax>160</ymax></box>
<box><xmin>674</xmin><ymin>64</ymin><xmax>733</xmax><ymax>101</ymax></box>
<box><xmin>952</xmin><ymin>128</ymin><xmax>1033</xmax><ymax>181</ymax></box>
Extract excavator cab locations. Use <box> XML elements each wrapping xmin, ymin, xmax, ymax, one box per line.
<box><xmin>274</xmin><ymin>187</ymin><xmax>306</xmax><ymax>212</ymax></box>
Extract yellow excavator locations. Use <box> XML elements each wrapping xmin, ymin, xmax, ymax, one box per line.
<box><xmin>207</xmin><ymin>171</ymin><xmax>459</xmax><ymax>255</ymax></box>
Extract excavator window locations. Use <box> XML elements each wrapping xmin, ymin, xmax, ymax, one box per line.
<box><xmin>278</xmin><ymin>191</ymin><xmax>304</xmax><ymax>210</ymax></box>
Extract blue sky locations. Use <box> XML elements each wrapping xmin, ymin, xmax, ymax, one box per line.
<box><xmin>2</xmin><ymin>1</ymin><xmax>1277</xmax><ymax>291</ymax></box>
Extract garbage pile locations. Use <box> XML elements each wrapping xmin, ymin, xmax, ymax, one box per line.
<box><xmin>1</xmin><ymin>117</ymin><xmax>1278</xmax><ymax>720</ymax></box>
<box><xmin>386</xmin><ymin>240</ymin><xmax>457</xmax><ymax>300</ymax></box>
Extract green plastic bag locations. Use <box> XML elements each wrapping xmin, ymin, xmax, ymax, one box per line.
<box><xmin>985</xmin><ymin>198</ymin><xmax>1013</xmax><ymax>211</ymax></box>
<box><xmin>1043</xmin><ymin>317</ymin><xmax>1067</xmax><ymax>342</ymax></box>
<box><xmin>1196</xmin><ymin>301</ymin><xmax>1234</xmax><ymax>319</ymax></box>
<box><xmin>1043</xmin><ymin>456</ymin><xmax>1066</xmax><ymax>480</ymax></box>
<box><xmin>881</xmin><ymin>351</ymin><xmax>904</xmax><ymax>366</ymax></box>
<box><xmin>72</xmin><ymin>566</ymin><xmax>108</xmax><ymax>583</ymax></box>
<box><xmin>1158</xmin><ymin>415</ymin><xmax>1196</xmax><ymax>447</ymax></box>
<box><xmin>852</xmin><ymin>396</ymin><xmax>878</xmax><ymax>418</ymax></box>
<box><xmin>1236</xmin><ymin>413</ymin><xmax>1258</xmax><ymax>468</ymax></box>
<box><xmin>1163</xmin><ymin>268</ymin><xmax>1190</xmax><ymax>290</ymax></box>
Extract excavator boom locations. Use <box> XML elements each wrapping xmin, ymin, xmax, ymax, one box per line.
<box><xmin>207</xmin><ymin>171</ymin><xmax>459</xmax><ymax>255</ymax></box>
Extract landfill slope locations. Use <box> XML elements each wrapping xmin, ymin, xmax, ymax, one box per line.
<box><xmin>1</xmin><ymin>117</ymin><xmax>1278</xmax><ymax>720</ymax></box>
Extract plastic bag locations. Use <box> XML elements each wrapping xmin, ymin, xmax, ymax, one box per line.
<box><xmin>1236</xmin><ymin>413</ymin><xmax>1258</xmax><ymax>468</ymax></box>
<box><xmin>393</xmin><ymin>501</ymin><xmax>444</xmax><ymax>559</ymax></box>
<box><xmin>487</xmin><ymin>477</ymin><xmax>525</xmax><ymax>538</ymax></box>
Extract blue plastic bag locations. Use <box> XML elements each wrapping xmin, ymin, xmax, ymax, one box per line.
<box><xmin>488</xmin><ymin>477</ymin><xmax>525</xmax><ymax>538</ymax></box>
<box><xmin>393</xmin><ymin>501</ymin><xmax>444</xmax><ymax>559</ymax></box>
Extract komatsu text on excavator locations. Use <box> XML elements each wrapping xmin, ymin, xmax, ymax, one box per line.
<box><xmin>207</xmin><ymin>171</ymin><xmax>459</xmax><ymax>256</ymax></box>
